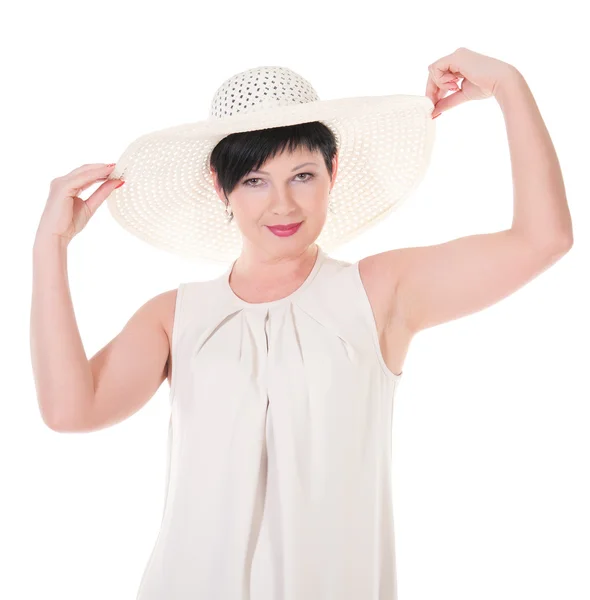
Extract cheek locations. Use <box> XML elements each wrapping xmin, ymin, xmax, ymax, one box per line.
<box><xmin>302</xmin><ymin>185</ymin><xmax>327</xmax><ymax>205</ymax></box>
<box><xmin>233</xmin><ymin>199</ymin><xmax>267</xmax><ymax>224</ymax></box>
<box><xmin>307</xmin><ymin>192</ymin><xmax>330</xmax><ymax>216</ymax></box>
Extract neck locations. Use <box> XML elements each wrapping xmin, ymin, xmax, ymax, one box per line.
<box><xmin>231</xmin><ymin>244</ymin><xmax>319</xmax><ymax>286</ymax></box>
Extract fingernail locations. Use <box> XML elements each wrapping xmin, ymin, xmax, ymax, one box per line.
<box><xmin>433</xmin><ymin>114</ymin><xmax>441</xmax><ymax>119</ymax></box>
<box><xmin>115</xmin><ymin>180</ymin><xmax>125</xmax><ymax>188</ymax></box>
<box><xmin>106</xmin><ymin>163</ymin><xmax>116</xmax><ymax>167</ymax></box>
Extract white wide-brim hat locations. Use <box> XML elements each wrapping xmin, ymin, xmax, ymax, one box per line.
<box><xmin>106</xmin><ymin>65</ymin><xmax>436</xmax><ymax>264</ymax></box>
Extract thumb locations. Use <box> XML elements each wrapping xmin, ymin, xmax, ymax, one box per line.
<box><xmin>432</xmin><ymin>88</ymin><xmax>468</xmax><ymax>118</ymax></box>
<box><xmin>85</xmin><ymin>178</ymin><xmax>125</xmax><ymax>215</ymax></box>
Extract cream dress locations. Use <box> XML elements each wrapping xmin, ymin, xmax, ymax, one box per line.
<box><xmin>136</xmin><ymin>245</ymin><xmax>403</xmax><ymax>600</ymax></box>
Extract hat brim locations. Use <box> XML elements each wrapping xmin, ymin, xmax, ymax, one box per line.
<box><xmin>106</xmin><ymin>94</ymin><xmax>436</xmax><ymax>264</ymax></box>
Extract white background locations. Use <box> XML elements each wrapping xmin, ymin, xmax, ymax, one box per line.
<box><xmin>2</xmin><ymin>0</ymin><xmax>588</xmax><ymax>598</ymax></box>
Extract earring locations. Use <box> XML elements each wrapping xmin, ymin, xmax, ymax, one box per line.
<box><xmin>225</xmin><ymin>202</ymin><xmax>233</xmax><ymax>223</ymax></box>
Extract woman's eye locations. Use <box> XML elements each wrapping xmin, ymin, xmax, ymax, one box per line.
<box><xmin>243</xmin><ymin>173</ymin><xmax>314</xmax><ymax>187</ymax></box>
<box><xmin>295</xmin><ymin>172</ymin><xmax>314</xmax><ymax>181</ymax></box>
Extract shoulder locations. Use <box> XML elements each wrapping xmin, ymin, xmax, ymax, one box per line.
<box><xmin>143</xmin><ymin>287</ymin><xmax>181</xmax><ymax>382</ymax></box>
<box><xmin>149</xmin><ymin>286</ymin><xmax>181</xmax><ymax>346</ymax></box>
<box><xmin>356</xmin><ymin>251</ymin><xmax>410</xmax><ymax>338</ymax></box>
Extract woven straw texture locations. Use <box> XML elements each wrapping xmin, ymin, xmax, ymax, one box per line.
<box><xmin>106</xmin><ymin>66</ymin><xmax>436</xmax><ymax>264</ymax></box>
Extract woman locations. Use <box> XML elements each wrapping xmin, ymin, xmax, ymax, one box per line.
<box><xmin>31</xmin><ymin>48</ymin><xmax>572</xmax><ymax>599</ymax></box>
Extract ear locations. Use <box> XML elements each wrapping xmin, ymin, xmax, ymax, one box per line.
<box><xmin>330</xmin><ymin>151</ymin><xmax>339</xmax><ymax>191</ymax></box>
<box><xmin>210</xmin><ymin>168</ymin><xmax>225</xmax><ymax>202</ymax></box>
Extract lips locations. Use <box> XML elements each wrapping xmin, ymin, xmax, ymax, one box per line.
<box><xmin>267</xmin><ymin>222</ymin><xmax>302</xmax><ymax>231</ymax></box>
<box><xmin>266</xmin><ymin>221</ymin><xmax>303</xmax><ymax>237</ymax></box>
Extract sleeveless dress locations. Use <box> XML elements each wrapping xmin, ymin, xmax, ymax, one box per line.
<box><xmin>136</xmin><ymin>245</ymin><xmax>404</xmax><ymax>600</ymax></box>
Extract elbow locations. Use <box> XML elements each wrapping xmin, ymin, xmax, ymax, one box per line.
<box><xmin>550</xmin><ymin>232</ymin><xmax>573</xmax><ymax>257</ymax></box>
<box><xmin>511</xmin><ymin>223</ymin><xmax>573</xmax><ymax>256</ymax></box>
<box><xmin>522</xmin><ymin>230</ymin><xmax>573</xmax><ymax>258</ymax></box>
<box><xmin>561</xmin><ymin>233</ymin><xmax>574</xmax><ymax>251</ymax></box>
<box><xmin>40</xmin><ymin>402</ymin><xmax>87</xmax><ymax>433</ymax></box>
<box><xmin>42</xmin><ymin>410</ymin><xmax>73</xmax><ymax>433</ymax></box>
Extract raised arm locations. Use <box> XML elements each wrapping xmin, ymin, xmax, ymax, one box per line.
<box><xmin>363</xmin><ymin>57</ymin><xmax>573</xmax><ymax>336</ymax></box>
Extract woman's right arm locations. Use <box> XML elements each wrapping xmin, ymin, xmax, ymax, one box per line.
<box><xmin>30</xmin><ymin>164</ymin><xmax>172</xmax><ymax>432</ymax></box>
<box><xmin>31</xmin><ymin>234</ymin><xmax>97</xmax><ymax>429</ymax></box>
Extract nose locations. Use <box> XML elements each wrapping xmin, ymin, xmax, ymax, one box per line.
<box><xmin>268</xmin><ymin>186</ymin><xmax>299</xmax><ymax>216</ymax></box>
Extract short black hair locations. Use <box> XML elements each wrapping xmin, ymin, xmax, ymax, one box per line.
<box><xmin>209</xmin><ymin>121</ymin><xmax>338</xmax><ymax>222</ymax></box>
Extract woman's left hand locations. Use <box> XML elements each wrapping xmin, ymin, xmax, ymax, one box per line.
<box><xmin>427</xmin><ymin>47</ymin><xmax>518</xmax><ymax>118</ymax></box>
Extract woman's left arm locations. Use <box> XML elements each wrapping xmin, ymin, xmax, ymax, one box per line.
<box><xmin>363</xmin><ymin>49</ymin><xmax>574</xmax><ymax>336</ymax></box>
<box><xmin>495</xmin><ymin>67</ymin><xmax>573</xmax><ymax>247</ymax></box>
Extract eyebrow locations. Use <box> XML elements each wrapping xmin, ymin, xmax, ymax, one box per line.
<box><xmin>249</xmin><ymin>161</ymin><xmax>318</xmax><ymax>175</ymax></box>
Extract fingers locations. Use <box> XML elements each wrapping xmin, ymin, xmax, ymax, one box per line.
<box><xmin>84</xmin><ymin>177</ymin><xmax>124</xmax><ymax>216</ymax></box>
<box><xmin>52</xmin><ymin>163</ymin><xmax>120</xmax><ymax>194</ymax></box>
<box><xmin>425</xmin><ymin>74</ymin><xmax>458</xmax><ymax>107</ymax></box>
<box><xmin>440</xmin><ymin>72</ymin><xmax>461</xmax><ymax>83</ymax></box>
<box><xmin>69</xmin><ymin>163</ymin><xmax>115</xmax><ymax>175</ymax></box>
<box><xmin>432</xmin><ymin>88</ymin><xmax>467</xmax><ymax>117</ymax></box>
<box><xmin>425</xmin><ymin>61</ymin><xmax>465</xmax><ymax>113</ymax></box>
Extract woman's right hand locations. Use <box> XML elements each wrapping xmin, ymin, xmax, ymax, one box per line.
<box><xmin>36</xmin><ymin>163</ymin><xmax>124</xmax><ymax>245</ymax></box>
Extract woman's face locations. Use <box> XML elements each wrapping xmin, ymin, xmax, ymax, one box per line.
<box><xmin>213</xmin><ymin>147</ymin><xmax>338</xmax><ymax>258</ymax></box>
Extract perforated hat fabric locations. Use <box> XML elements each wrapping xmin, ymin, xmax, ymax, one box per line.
<box><xmin>106</xmin><ymin>66</ymin><xmax>436</xmax><ymax>264</ymax></box>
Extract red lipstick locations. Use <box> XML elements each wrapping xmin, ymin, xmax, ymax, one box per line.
<box><xmin>266</xmin><ymin>222</ymin><xmax>302</xmax><ymax>237</ymax></box>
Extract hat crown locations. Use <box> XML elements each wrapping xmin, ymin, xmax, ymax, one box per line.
<box><xmin>209</xmin><ymin>66</ymin><xmax>320</xmax><ymax>120</ymax></box>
